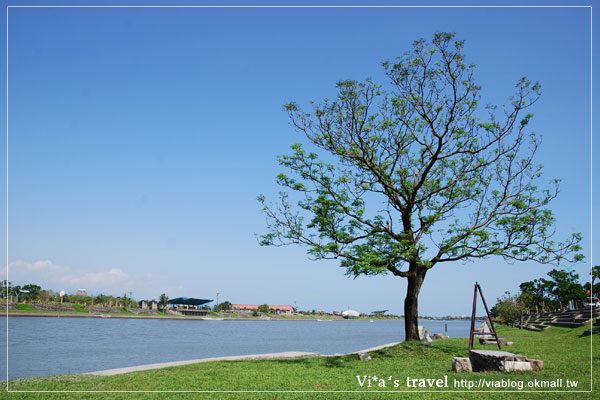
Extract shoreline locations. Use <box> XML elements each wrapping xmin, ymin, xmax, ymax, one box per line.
<box><xmin>4</xmin><ymin>312</ymin><xmax>407</xmax><ymax>321</ymax></box>
<box><xmin>87</xmin><ymin>341</ymin><xmax>403</xmax><ymax>376</ymax></box>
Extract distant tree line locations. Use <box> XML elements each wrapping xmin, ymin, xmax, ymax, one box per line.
<box><xmin>491</xmin><ymin>266</ymin><xmax>599</xmax><ymax>324</ymax></box>
<box><xmin>0</xmin><ymin>280</ymin><xmax>149</xmax><ymax>308</ymax></box>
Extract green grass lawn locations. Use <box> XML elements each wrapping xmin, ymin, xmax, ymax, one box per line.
<box><xmin>71</xmin><ymin>304</ymin><xmax>89</xmax><ymax>313</ymax></box>
<box><xmin>4</xmin><ymin>324</ymin><xmax>598</xmax><ymax>399</ymax></box>
<box><xmin>4</xmin><ymin>303</ymin><xmax>88</xmax><ymax>315</ymax></box>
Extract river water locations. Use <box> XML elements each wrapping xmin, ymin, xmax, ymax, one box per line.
<box><xmin>0</xmin><ymin>317</ymin><xmax>472</xmax><ymax>380</ymax></box>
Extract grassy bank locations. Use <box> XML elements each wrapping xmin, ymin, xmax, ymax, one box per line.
<box><xmin>4</xmin><ymin>324</ymin><xmax>597</xmax><ymax>399</ymax></box>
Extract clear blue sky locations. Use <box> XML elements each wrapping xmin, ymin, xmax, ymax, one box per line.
<box><xmin>0</xmin><ymin>1</ymin><xmax>595</xmax><ymax>316</ymax></box>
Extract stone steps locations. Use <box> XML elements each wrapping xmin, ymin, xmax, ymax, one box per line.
<box><xmin>516</xmin><ymin>307</ymin><xmax>599</xmax><ymax>331</ymax></box>
<box><xmin>531</xmin><ymin>323</ymin><xmax>551</xmax><ymax>330</ymax></box>
<box><xmin>545</xmin><ymin>321</ymin><xmax>588</xmax><ymax>328</ymax></box>
<box><xmin>546</xmin><ymin>318</ymin><xmax>591</xmax><ymax>324</ymax></box>
<box><xmin>532</xmin><ymin>307</ymin><xmax>599</xmax><ymax>317</ymax></box>
<box><xmin>523</xmin><ymin>325</ymin><xmax>544</xmax><ymax>332</ymax></box>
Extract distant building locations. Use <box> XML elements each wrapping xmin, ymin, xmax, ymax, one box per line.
<box><xmin>167</xmin><ymin>297</ymin><xmax>213</xmax><ymax>316</ymax></box>
<box><xmin>75</xmin><ymin>289</ymin><xmax>87</xmax><ymax>296</ymax></box>
<box><xmin>370</xmin><ymin>310</ymin><xmax>388</xmax><ymax>316</ymax></box>
<box><xmin>231</xmin><ymin>304</ymin><xmax>293</xmax><ymax>314</ymax></box>
<box><xmin>269</xmin><ymin>305</ymin><xmax>293</xmax><ymax>314</ymax></box>
<box><xmin>342</xmin><ymin>310</ymin><xmax>360</xmax><ymax>319</ymax></box>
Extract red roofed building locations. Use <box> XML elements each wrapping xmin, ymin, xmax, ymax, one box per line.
<box><xmin>269</xmin><ymin>305</ymin><xmax>294</xmax><ymax>313</ymax></box>
<box><xmin>231</xmin><ymin>304</ymin><xmax>259</xmax><ymax>311</ymax></box>
<box><xmin>231</xmin><ymin>304</ymin><xmax>293</xmax><ymax>314</ymax></box>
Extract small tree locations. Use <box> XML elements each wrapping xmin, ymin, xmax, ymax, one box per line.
<box><xmin>158</xmin><ymin>293</ymin><xmax>169</xmax><ymax>312</ymax></box>
<box><xmin>215</xmin><ymin>301</ymin><xmax>232</xmax><ymax>312</ymax></box>
<box><xmin>0</xmin><ymin>280</ymin><xmax>12</xmax><ymax>300</ymax></box>
<box><xmin>491</xmin><ymin>291</ymin><xmax>526</xmax><ymax>326</ymax></box>
<box><xmin>258</xmin><ymin>32</ymin><xmax>583</xmax><ymax>341</ymax></box>
<box><xmin>21</xmin><ymin>284</ymin><xmax>41</xmax><ymax>302</ymax></box>
<box><xmin>258</xmin><ymin>304</ymin><xmax>270</xmax><ymax>314</ymax></box>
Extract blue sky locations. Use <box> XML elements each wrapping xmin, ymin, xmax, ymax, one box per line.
<box><xmin>0</xmin><ymin>1</ymin><xmax>595</xmax><ymax>316</ymax></box>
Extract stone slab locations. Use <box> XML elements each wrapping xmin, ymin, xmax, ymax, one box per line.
<box><xmin>469</xmin><ymin>350</ymin><xmax>527</xmax><ymax>372</ymax></box>
<box><xmin>471</xmin><ymin>350</ymin><xmax>524</xmax><ymax>359</ymax></box>
<box><xmin>470</xmin><ymin>349</ymin><xmax>543</xmax><ymax>372</ymax></box>
<box><xmin>479</xmin><ymin>337</ymin><xmax>507</xmax><ymax>346</ymax></box>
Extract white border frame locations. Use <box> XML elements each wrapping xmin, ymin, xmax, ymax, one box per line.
<box><xmin>2</xmin><ymin>2</ymin><xmax>594</xmax><ymax>394</ymax></box>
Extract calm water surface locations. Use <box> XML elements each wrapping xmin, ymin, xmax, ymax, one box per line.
<box><xmin>0</xmin><ymin>317</ymin><xmax>471</xmax><ymax>380</ymax></box>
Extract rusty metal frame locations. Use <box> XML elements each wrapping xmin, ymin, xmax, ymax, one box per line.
<box><xmin>468</xmin><ymin>282</ymin><xmax>502</xmax><ymax>350</ymax></box>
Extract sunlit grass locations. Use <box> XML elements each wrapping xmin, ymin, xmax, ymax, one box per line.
<box><xmin>5</xmin><ymin>323</ymin><xmax>597</xmax><ymax>399</ymax></box>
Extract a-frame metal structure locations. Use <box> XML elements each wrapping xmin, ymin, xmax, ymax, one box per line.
<box><xmin>468</xmin><ymin>282</ymin><xmax>502</xmax><ymax>350</ymax></box>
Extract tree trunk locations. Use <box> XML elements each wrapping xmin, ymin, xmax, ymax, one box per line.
<box><xmin>404</xmin><ymin>269</ymin><xmax>426</xmax><ymax>341</ymax></box>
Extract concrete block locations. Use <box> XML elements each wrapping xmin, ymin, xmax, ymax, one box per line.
<box><xmin>528</xmin><ymin>359</ymin><xmax>544</xmax><ymax>371</ymax></box>
<box><xmin>418</xmin><ymin>325</ymin><xmax>433</xmax><ymax>345</ymax></box>
<box><xmin>452</xmin><ymin>357</ymin><xmax>472</xmax><ymax>373</ymax></box>
<box><xmin>502</xmin><ymin>361</ymin><xmax>533</xmax><ymax>372</ymax></box>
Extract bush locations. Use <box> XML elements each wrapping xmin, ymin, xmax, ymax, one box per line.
<box><xmin>257</xmin><ymin>304</ymin><xmax>270</xmax><ymax>314</ymax></box>
<box><xmin>491</xmin><ymin>292</ymin><xmax>527</xmax><ymax>325</ymax></box>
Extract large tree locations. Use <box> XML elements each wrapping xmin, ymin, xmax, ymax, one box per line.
<box><xmin>519</xmin><ymin>278</ymin><xmax>553</xmax><ymax>313</ymax></box>
<box><xmin>584</xmin><ymin>265</ymin><xmax>600</xmax><ymax>300</ymax></box>
<box><xmin>545</xmin><ymin>269</ymin><xmax>585</xmax><ymax>309</ymax></box>
<box><xmin>258</xmin><ymin>32</ymin><xmax>582</xmax><ymax>341</ymax></box>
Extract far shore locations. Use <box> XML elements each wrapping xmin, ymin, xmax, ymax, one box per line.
<box><xmin>4</xmin><ymin>312</ymin><xmax>406</xmax><ymax>321</ymax></box>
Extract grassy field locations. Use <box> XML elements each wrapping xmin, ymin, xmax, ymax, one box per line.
<box><xmin>4</xmin><ymin>303</ymin><xmax>167</xmax><ymax>317</ymax></box>
<box><xmin>5</xmin><ymin>304</ymin><xmax>88</xmax><ymax>315</ymax></box>
<box><xmin>3</xmin><ymin>323</ymin><xmax>597</xmax><ymax>399</ymax></box>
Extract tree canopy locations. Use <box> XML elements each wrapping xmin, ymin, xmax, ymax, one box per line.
<box><xmin>520</xmin><ymin>269</ymin><xmax>587</xmax><ymax>312</ymax></box>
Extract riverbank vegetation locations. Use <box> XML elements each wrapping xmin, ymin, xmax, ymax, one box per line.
<box><xmin>1</xmin><ymin>279</ymin><xmax>142</xmax><ymax>309</ymax></box>
<box><xmin>5</xmin><ymin>323</ymin><xmax>597</xmax><ymax>399</ymax></box>
<box><xmin>490</xmin><ymin>266</ymin><xmax>600</xmax><ymax>325</ymax></box>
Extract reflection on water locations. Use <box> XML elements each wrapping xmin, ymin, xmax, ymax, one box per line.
<box><xmin>0</xmin><ymin>317</ymin><xmax>471</xmax><ymax>380</ymax></box>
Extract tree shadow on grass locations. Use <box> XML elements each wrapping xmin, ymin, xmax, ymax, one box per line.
<box><xmin>430</xmin><ymin>342</ymin><xmax>470</xmax><ymax>357</ymax></box>
<box><xmin>372</xmin><ymin>341</ymin><xmax>466</xmax><ymax>359</ymax></box>
<box><xmin>268</xmin><ymin>358</ymin><xmax>312</xmax><ymax>366</ymax></box>
<box><xmin>267</xmin><ymin>356</ymin><xmax>349</xmax><ymax>369</ymax></box>
<box><xmin>322</xmin><ymin>357</ymin><xmax>345</xmax><ymax>368</ymax></box>
<box><xmin>578</xmin><ymin>330</ymin><xmax>599</xmax><ymax>338</ymax></box>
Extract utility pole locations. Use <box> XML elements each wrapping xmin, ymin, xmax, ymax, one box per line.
<box><xmin>216</xmin><ymin>292</ymin><xmax>220</xmax><ymax>309</ymax></box>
